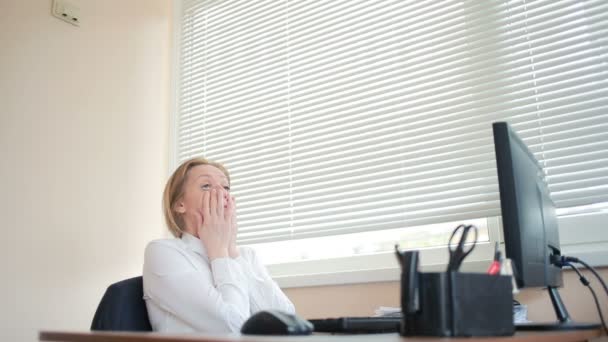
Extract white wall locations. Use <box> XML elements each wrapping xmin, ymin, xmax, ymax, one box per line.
<box><xmin>0</xmin><ymin>1</ymin><xmax>171</xmax><ymax>340</ymax></box>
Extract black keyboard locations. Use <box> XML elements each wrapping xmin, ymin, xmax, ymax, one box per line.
<box><xmin>309</xmin><ymin>316</ymin><xmax>402</xmax><ymax>334</ymax></box>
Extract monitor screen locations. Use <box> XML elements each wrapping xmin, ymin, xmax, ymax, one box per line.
<box><xmin>493</xmin><ymin>122</ymin><xmax>563</xmax><ymax>288</ymax></box>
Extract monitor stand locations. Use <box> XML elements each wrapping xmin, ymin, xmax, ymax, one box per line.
<box><xmin>516</xmin><ymin>286</ymin><xmax>600</xmax><ymax>331</ymax></box>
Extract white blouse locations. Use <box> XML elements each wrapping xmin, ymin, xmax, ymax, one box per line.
<box><xmin>142</xmin><ymin>233</ymin><xmax>295</xmax><ymax>333</ymax></box>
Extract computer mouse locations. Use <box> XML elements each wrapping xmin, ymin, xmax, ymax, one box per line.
<box><xmin>240</xmin><ymin>310</ymin><xmax>314</xmax><ymax>335</ymax></box>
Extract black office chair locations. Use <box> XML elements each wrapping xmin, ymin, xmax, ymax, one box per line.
<box><xmin>90</xmin><ymin>276</ymin><xmax>153</xmax><ymax>331</ymax></box>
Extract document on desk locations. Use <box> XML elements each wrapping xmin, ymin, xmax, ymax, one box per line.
<box><xmin>374</xmin><ymin>306</ymin><xmax>402</xmax><ymax>317</ymax></box>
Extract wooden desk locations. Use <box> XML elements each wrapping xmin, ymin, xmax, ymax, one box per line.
<box><xmin>39</xmin><ymin>330</ymin><xmax>602</xmax><ymax>342</ymax></box>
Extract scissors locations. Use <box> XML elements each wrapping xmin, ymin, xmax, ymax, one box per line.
<box><xmin>446</xmin><ymin>224</ymin><xmax>478</xmax><ymax>272</ymax></box>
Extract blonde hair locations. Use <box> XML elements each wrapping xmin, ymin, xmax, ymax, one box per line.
<box><xmin>163</xmin><ymin>157</ymin><xmax>231</xmax><ymax>237</ymax></box>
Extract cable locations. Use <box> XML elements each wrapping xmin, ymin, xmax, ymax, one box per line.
<box><xmin>554</xmin><ymin>255</ymin><xmax>608</xmax><ymax>298</ymax></box>
<box><xmin>574</xmin><ymin>258</ymin><xmax>608</xmax><ymax>299</ymax></box>
<box><xmin>566</xmin><ymin>262</ymin><xmax>608</xmax><ymax>335</ymax></box>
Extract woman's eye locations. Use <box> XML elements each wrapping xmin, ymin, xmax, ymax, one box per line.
<box><xmin>200</xmin><ymin>184</ymin><xmax>211</xmax><ymax>191</ymax></box>
<box><xmin>223</xmin><ymin>186</ymin><xmax>231</xmax><ymax>192</ymax></box>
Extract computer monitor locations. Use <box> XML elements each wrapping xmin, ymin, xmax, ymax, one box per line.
<box><xmin>492</xmin><ymin>122</ymin><xmax>562</xmax><ymax>289</ymax></box>
<box><xmin>492</xmin><ymin>121</ymin><xmax>598</xmax><ymax>331</ymax></box>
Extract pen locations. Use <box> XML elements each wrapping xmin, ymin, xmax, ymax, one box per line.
<box><xmin>487</xmin><ymin>242</ymin><xmax>502</xmax><ymax>275</ymax></box>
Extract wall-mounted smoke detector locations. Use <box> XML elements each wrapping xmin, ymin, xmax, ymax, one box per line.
<box><xmin>52</xmin><ymin>0</ymin><xmax>81</xmax><ymax>27</ymax></box>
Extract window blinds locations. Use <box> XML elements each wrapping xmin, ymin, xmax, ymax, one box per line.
<box><xmin>176</xmin><ymin>0</ymin><xmax>608</xmax><ymax>245</ymax></box>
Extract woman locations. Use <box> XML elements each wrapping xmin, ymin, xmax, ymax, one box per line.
<box><xmin>143</xmin><ymin>157</ymin><xmax>295</xmax><ymax>333</ymax></box>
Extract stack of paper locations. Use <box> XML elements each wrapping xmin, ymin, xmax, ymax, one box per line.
<box><xmin>374</xmin><ymin>306</ymin><xmax>402</xmax><ymax>317</ymax></box>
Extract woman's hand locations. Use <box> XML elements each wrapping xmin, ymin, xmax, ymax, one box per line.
<box><xmin>228</xmin><ymin>196</ymin><xmax>239</xmax><ymax>259</ymax></box>
<box><xmin>197</xmin><ymin>188</ymin><xmax>233</xmax><ymax>260</ymax></box>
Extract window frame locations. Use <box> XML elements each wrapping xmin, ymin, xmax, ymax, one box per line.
<box><xmin>169</xmin><ymin>0</ymin><xmax>608</xmax><ymax>288</ymax></box>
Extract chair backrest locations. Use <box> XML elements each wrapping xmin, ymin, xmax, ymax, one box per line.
<box><xmin>90</xmin><ymin>276</ymin><xmax>153</xmax><ymax>331</ymax></box>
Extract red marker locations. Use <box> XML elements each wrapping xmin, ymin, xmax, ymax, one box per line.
<box><xmin>487</xmin><ymin>242</ymin><xmax>502</xmax><ymax>275</ymax></box>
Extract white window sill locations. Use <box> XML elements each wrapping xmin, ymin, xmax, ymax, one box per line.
<box><xmin>271</xmin><ymin>240</ymin><xmax>498</xmax><ymax>288</ymax></box>
<box><xmin>271</xmin><ymin>212</ymin><xmax>608</xmax><ymax>289</ymax></box>
<box><xmin>273</xmin><ymin>247</ymin><xmax>608</xmax><ymax>289</ymax></box>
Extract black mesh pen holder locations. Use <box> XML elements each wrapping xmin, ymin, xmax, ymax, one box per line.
<box><xmin>398</xmin><ymin>251</ymin><xmax>515</xmax><ymax>337</ymax></box>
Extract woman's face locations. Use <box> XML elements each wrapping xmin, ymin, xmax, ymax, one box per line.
<box><xmin>175</xmin><ymin>164</ymin><xmax>230</xmax><ymax>236</ymax></box>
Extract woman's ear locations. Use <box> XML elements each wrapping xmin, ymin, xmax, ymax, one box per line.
<box><xmin>174</xmin><ymin>200</ymin><xmax>186</xmax><ymax>214</ymax></box>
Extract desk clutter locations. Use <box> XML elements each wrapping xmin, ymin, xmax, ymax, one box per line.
<box><xmin>396</xmin><ymin>224</ymin><xmax>515</xmax><ymax>337</ymax></box>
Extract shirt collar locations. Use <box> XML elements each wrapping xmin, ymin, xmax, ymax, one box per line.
<box><xmin>181</xmin><ymin>232</ymin><xmax>209</xmax><ymax>262</ymax></box>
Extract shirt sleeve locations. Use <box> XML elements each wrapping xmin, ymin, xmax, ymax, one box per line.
<box><xmin>236</xmin><ymin>247</ymin><xmax>296</xmax><ymax>314</ymax></box>
<box><xmin>143</xmin><ymin>241</ymin><xmax>250</xmax><ymax>333</ymax></box>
